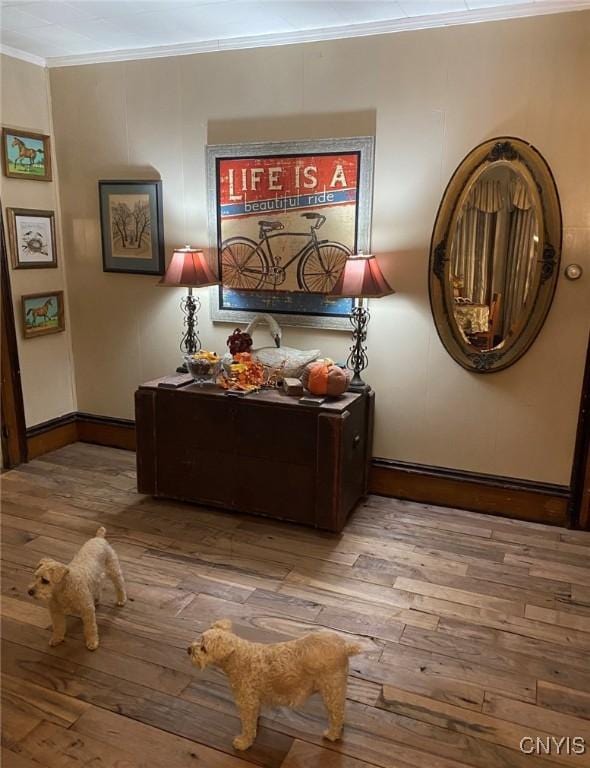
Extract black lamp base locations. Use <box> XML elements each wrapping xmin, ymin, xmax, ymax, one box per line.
<box><xmin>177</xmin><ymin>287</ymin><xmax>200</xmax><ymax>374</ymax></box>
<box><xmin>346</xmin><ymin>301</ymin><xmax>371</xmax><ymax>393</ymax></box>
<box><xmin>348</xmin><ymin>373</ymin><xmax>371</xmax><ymax>393</ymax></box>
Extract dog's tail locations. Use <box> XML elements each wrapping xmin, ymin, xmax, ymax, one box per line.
<box><xmin>346</xmin><ymin>641</ymin><xmax>363</xmax><ymax>656</ymax></box>
<box><xmin>95</xmin><ymin>526</ymin><xmax>107</xmax><ymax>538</ymax></box>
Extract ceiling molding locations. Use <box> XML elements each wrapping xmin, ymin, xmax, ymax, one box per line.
<box><xmin>1</xmin><ymin>1</ymin><xmax>589</xmax><ymax>70</ymax></box>
<box><xmin>0</xmin><ymin>43</ymin><xmax>46</xmax><ymax>68</ymax></box>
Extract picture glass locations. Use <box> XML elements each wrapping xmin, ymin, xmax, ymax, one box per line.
<box><xmin>4</xmin><ymin>132</ymin><xmax>47</xmax><ymax>178</ymax></box>
<box><xmin>23</xmin><ymin>294</ymin><xmax>61</xmax><ymax>335</ymax></box>
<box><xmin>99</xmin><ymin>182</ymin><xmax>164</xmax><ymax>274</ymax></box>
<box><xmin>208</xmin><ymin>138</ymin><xmax>375</xmax><ymax>326</ymax></box>
<box><xmin>109</xmin><ymin>193</ymin><xmax>152</xmax><ymax>259</ymax></box>
<box><xmin>14</xmin><ymin>213</ymin><xmax>54</xmax><ymax>265</ymax></box>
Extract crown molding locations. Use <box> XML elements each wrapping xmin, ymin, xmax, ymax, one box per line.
<box><xmin>0</xmin><ymin>44</ymin><xmax>46</xmax><ymax>68</ymax></box>
<box><xmin>2</xmin><ymin>1</ymin><xmax>589</xmax><ymax>70</ymax></box>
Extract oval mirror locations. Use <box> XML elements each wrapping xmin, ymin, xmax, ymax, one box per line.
<box><xmin>429</xmin><ymin>138</ymin><xmax>562</xmax><ymax>372</ymax></box>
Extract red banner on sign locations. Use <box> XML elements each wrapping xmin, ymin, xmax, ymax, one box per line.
<box><xmin>218</xmin><ymin>153</ymin><xmax>359</xmax><ymax>206</ymax></box>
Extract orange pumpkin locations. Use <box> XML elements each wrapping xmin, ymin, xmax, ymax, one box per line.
<box><xmin>301</xmin><ymin>360</ymin><xmax>351</xmax><ymax>396</ymax></box>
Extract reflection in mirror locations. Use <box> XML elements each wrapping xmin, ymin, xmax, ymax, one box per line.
<box><xmin>429</xmin><ymin>137</ymin><xmax>561</xmax><ymax>373</ymax></box>
<box><xmin>450</xmin><ymin>166</ymin><xmax>539</xmax><ymax>351</ymax></box>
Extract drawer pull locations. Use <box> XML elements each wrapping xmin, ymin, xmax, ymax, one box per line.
<box><xmin>353</xmin><ymin>434</ymin><xmax>361</xmax><ymax>448</ymax></box>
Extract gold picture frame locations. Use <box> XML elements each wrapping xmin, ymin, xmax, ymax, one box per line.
<box><xmin>2</xmin><ymin>128</ymin><xmax>52</xmax><ymax>182</ymax></box>
<box><xmin>21</xmin><ymin>291</ymin><xmax>65</xmax><ymax>338</ymax></box>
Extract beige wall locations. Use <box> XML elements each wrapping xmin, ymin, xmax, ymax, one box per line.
<box><xmin>48</xmin><ymin>11</ymin><xmax>590</xmax><ymax>485</ymax></box>
<box><xmin>1</xmin><ymin>54</ymin><xmax>76</xmax><ymax>427</ymax></box>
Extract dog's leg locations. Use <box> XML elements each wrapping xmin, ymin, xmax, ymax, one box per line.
<box><xmin>48</xmin><ymin>604</ymin><xmax>66</xmax><ymax>647</ymax></box>
<box><xmin>319</xmin><ymin>671</ymin><xmax>347</xmax><ymax>742</ymax></box>
<box><xmin>233</xmin><ymin>698</ymin><xmax>260</xmax><ymax>751</ymax></box>
<box><xmin>81</xmin><ymin>604</ymin><xmax>99</xmax><ymax>651</ymax></box>
<box><xmin>106</xmin><ymin>550</ymin><xmax>127</xmax><ymax>606</ymax></box>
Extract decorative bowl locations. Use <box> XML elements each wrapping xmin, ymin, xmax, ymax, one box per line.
<box><xmin>184</xmin><ymin>353</ymin><xmax>221</xmax><ymax>385</ymax></box>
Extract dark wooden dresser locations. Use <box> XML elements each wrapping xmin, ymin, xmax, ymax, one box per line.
<box><xmin>135</xmin><ymin>378</ymin><xmax>374</xmax><ymax>532</ymax></box>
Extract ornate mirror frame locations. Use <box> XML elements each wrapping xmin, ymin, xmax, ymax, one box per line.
<box><xmin>429</xmin><ymin>137</ymin><xmax>562</xmax><ymax>373</ymax></box>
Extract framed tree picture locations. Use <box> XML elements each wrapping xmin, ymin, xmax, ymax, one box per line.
<box><xmin>22</xmin><ymin>291</ymin><xmax>64</xmax><ymax>338</ymax></box>
<box><xmin>206</xmin><ymin>136</ymin><xmax>375</xmax><ymax>330</ymax></box>
<box><xmin>7</xmin><ymin>208</ymin><xmax>58</xmax><ymax>268</ymax></box>
<box><xmin>2</xmin><ymin>128</ymin><xmax>52</xmax><ymax>181</ymax></box>
<box><xmin>99</xmin><ymin>180</ymin><xmax>165</xmax><ymax>275</ymax></box>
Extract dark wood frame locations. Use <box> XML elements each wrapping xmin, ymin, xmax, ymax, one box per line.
<box><xmin>1</xmin><ymin>127</ymin><xmax>52</xmax><ymax>181</ymax></box>
<box><xmin>1</xmin><ymin>204</ymin><xmax>27</xmax><ymax>467</ymax></box>
<box><xmin>99</xmin><ymin>180</ymin><xmax>165</xmax><ymax>276</ymax></box>
<box><xmin>7</xmin><ymin>207</ymin><xmax>58</xmax><ymax>268</ymax></box>
<box><xmin>570</xmin><ymin>331</ymin><xmax>590</xmax><ymax>529</ymax></box>
<box><xmin>21</xmin><ymin>290</ymin><xmax>65</xmax><ymax>339</ymax></box>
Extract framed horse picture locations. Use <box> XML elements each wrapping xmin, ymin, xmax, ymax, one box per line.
<box><xmin>7</xmin><ymin>208</ymin><xmax>58</xmax><ymax>269</ymax></box>
<box><xmin>2</xmin><ymin>128</ymin><xmax>52</xmax><ymax>181</ymax></box>
<box><xmin>99</xmin><ymin>180</ymin><xmax>165</xmax><ymax>275</ymax></box>
<box><xmin>21</xmin><ymin>291</ymin><xmax>65</xmax><ymax>338</ymax></box>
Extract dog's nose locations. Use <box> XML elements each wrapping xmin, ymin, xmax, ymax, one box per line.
<box><xmin>187</xmin><ymin>645</ymin><xmax>192</xmax><ymax>655</ymax></box>
<box><xmin>28</xmin><ymin>588</ymin><xmax>35</xmax><ymax>596</ymax></box>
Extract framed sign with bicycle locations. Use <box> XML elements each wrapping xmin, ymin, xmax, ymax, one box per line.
<box><xmin>206</xmin><ymin>136</ymin><xmax>374</xmax><ymax>330</ymax></box>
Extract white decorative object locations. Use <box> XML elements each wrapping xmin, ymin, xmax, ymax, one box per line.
<box><xmin>223</xmin><ymin>314</ymin><xmax>320</xmax><ymax>378</ymax></box>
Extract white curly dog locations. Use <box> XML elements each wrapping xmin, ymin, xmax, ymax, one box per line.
<box><xmin>27</xmin><ymin>526</ymin><xmax>126</xmax><ymax>651</ymax></box>
<box><xmin>188</xmin><ymin>619</ymin><xmax>361</xmax><ymax>750</ymax></box>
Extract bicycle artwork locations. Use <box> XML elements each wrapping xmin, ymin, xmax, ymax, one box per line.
<box><xmin>220</xmin><ymin>212</ymin><xmax>351</xmax><ymax>293</ymax></box>
<box><xmin>207</xmin><ymin>137</ymin><xmax>375</xmax><ymax>329</ymax></box>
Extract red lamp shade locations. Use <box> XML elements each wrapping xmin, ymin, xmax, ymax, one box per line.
<box><xmin>159</xmin><ymin>246</ymin><xmax>219</xmax><ymax>288</ymax></box>
<box><xmin>330</xmin><ymin>253</ymin><xmax>394</xmax><ymax>298</ymax></box>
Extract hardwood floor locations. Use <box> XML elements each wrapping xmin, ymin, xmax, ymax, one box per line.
<box><xmin>2</xmin><ymin>442</ymin><xmax>590</xmax><ymax>768</ymax></box>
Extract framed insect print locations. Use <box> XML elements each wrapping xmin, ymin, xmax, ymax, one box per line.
<box><xmin>21</xmin><ymin>291</ymin><xmax>65</xmax><ymax>338</ymax></box>
<box><xmin>2</xmin><ymin>128</ymin><xmax>52</xmax><ymax>181</ymax></box>
<box><xmin>7</xmin><ymin>208</ymin><xmax>57</xmax><ymax>268</ymax></box>
<box><xmin>206</xmin><ymin>136</ymin><xmax>375</xmax><ymax>330</ymax></box>
<box><xmin>99</xmin><ymin>180</ymin><xmax>165</xmax><ymax>275</ymax></box>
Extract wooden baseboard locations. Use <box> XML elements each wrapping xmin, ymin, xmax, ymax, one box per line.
<box><xmin>369</xmin><ymin>458</ymin><xmax>570</xmax><ymax>526</ymax></box>
<box><xmin>26</xmin><ymin>412</ymin><xmax>135</xmax><ymax>458</ymax></box>
<box><xmin>26</xmin><ymin>416</ymin><xmax>571</xmax><ymax>525</ymax></box>
<box><xmin>77</xmin><ymin>413</ymin><xmax>136</xmax><ymax>451</ymax></box>
<box><xmin>26</xmin><ymin>413</ymin><xmax>78</xmax><ymax>460</ymax></box>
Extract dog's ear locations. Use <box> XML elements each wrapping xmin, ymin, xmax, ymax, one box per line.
<box><xmin>211</xmin><ymin>619</ymin><xmax>232</xmax><ymax>631</ymax></box>
<box><xmin>47</xmin><ymin>563</ymin><xmax>69</xmax><ymax>584</ymax></box>
<box><xmin>204</xmin><ymin>629</ymin><xmax>236</xmax><ymax>663</ymax></box>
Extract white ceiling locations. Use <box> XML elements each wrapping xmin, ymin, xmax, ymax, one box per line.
<box><xmin>1</xmin><ymin>0</ymin><xmax>589</xmax><ymax>67</ymax></box>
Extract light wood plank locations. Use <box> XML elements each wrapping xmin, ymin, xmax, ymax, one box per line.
<box><xmin>281</xmin><ymin>740</ymin><xmax>381</xmax><ymax>768</ymax></box>
<box><xmin>379</xmin><ymin>686</ymin><xmax>590</xmax><ymax>766</ymax></box>
<box><xmin>482</xmin><ymin>691</ymin><xmax>590</xmax><ymax>741</ymax></box>
<box><xmin>72</xmin><ymin>705</ymin><xmax>258</xmax><ymax>767</ymax></box>
<box><xmin>525</xmin><ymin>604</ymin><xmax>590</xmax><ymax>633</ymax></box>
<box><xmin>537</xmin><ymin>681</ymin><xmax>590</xmax><ymax>721</ymax></box>
<box><xmin>1</xmin><ymin>673</ymin><xmax>89</xmax><ymax>727</ymax></box>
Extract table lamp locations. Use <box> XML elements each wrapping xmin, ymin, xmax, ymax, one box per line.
<box><xmin>330</xmin><ymin>252</ymin><xmax>394</xmax><ymax>390</ymax></box>
<box><xmin>159</xmin><ymin>246</ymin><xmax>220</xmax><ymax>372</ymax></box>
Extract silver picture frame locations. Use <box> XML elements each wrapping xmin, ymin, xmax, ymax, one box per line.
<box><xmin>206</xmin><ymin>136</ymin><xmax>375</xmax><ymax>331</ymax></box>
